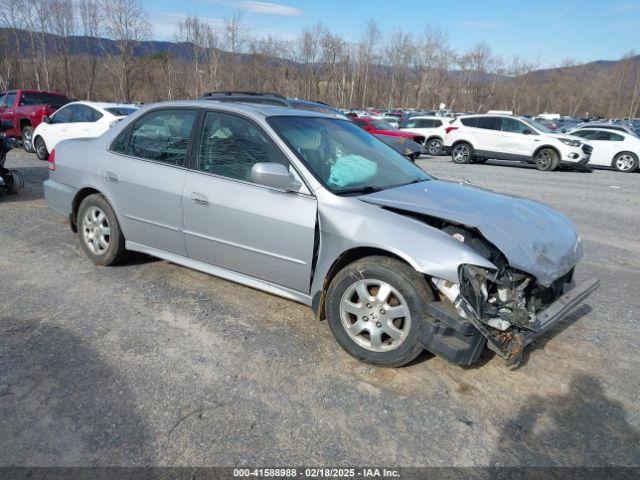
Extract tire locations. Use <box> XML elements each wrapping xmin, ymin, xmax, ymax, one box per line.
<box><xmin>425</xmin><ymin>138</ymin><xmax>443</xmax><ymax>156</ymax></box>
<box><xmin>22</xmin><ymin>126</ymin><xmax>34</xmax><ymax>153</ymax></box>
<box><xmin>77</xmin><ymin>194</ymin><xmax>127</xmax><ymax>266</ymax></box>
<box><xmin>471</xmin><ymin>157</ymin><xmax>488</xmax><ymax>164</ymax></box>
<box><xmin>325</xmin><ymin>256</ymin><xmax>434</xmax><ymax>367</ymax></box>
<box><xmin>611</xmin><ymin>152</ymin><xmax>639</xmax><ymax>173</ymax></box>
<box><xmin>451</xmin><ymin>142</ymin><xmax>473</xmax><ymax>164</ymax></box>
<box><xmin>534</xmin><ymin>148</ymin><xmax>559</xmax><ymax>171</ymax></box>
<box><xmin>34</xmin><ymin>135</ymin><xmax>49</xmax><ymax>160</ymax></box>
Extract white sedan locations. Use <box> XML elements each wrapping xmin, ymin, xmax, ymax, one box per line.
<box><xmin>33</xmin><ymin>101</ymin><xmax>138</xmax><ymax>160</ymax></box>
<box><xmin>569</xmin><ymin>127</ymin><xmax>640</xmax><ymax>172</ymax></box>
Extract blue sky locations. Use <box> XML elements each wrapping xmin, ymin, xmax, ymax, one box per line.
<box><xmin>143</xmin><ymin>0</ymin><xmax>640</xmax><ymax>66</ymax></box>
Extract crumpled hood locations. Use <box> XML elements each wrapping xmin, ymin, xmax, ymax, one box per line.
<box><xmin>359</xmin><ymin>179</ymin><xmax>582</xmax><ymax>286</ymax></box>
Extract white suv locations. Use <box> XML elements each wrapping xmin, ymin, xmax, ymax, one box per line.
<box><xmin>443</xmin><ymin>114</ymin><xmax>592</xmax><ymax>171</ymax></box>
<box><xmin>399</xmin><ymin>116</ymin><xmax>451</xmax><ymax>155</ymax></box>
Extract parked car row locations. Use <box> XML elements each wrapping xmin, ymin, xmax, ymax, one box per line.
<box><xmin>443</xmin><ymin>113</ymin><xmax>638</xmax><ymax>173</ymax></box>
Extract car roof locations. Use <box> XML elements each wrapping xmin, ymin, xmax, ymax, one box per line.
<box><xmin>136</xmin><ymin>100</ymin><xmax>343</xmax><ymax>120</ymax></box>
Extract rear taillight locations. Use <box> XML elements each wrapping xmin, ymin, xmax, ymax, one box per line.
<box><xmin>445</xmin><ymin>126</ymin><xmax>458</xmax><ymax>134</ymax></box>
<box><xmin>48</xmin><ymin>149</ymin><xmax>56</xmax><ymax>171</ymax></box>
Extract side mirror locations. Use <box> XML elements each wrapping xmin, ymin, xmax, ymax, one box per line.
<box><xmin>42</xmin><ymin>115</ymin><xmax>51</xmax><ymax>124</ymax></box>
<box><xmin>251</xmin><ymin>163</ymin><xmax>301</xmax><ymax>192</ymax></box>
<box><xmin>522</xmin><ymin>129</ymin><xmax>532</xmax><ymax>135</ymax></box>
<box><xmin>0</xmin><ymin>119</ymin><xmax>13</xmax><ymax>132</ymax></box>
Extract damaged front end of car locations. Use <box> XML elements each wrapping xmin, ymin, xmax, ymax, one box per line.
<box><xmin>428</xmin><ymin>227</ymin><xmax>599</xmax><ymax>366</ymax></box>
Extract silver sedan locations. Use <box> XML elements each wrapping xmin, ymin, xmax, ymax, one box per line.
<box><xmin>44</xmin><ymin>101</ymin><xmax>598</xmax><ymax>367</ymax></box>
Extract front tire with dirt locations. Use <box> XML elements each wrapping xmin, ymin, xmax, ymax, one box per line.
<box><xmin>325</xmin><ymin>256</ymin><xmax>434</xmax><ymax>367</ymax></box>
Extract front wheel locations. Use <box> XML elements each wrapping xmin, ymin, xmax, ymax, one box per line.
<box><xmin>451</xmin><ymin>142</ymin><xmax>473</xmax><ymax>164</ymax></box>
<box><xmin>612</xmin><ymin>152</ymin><xmax>639</xmax><ymax>173</ymax></box>
<box><xmin>22</xmin><ymin>126</ymin><xmax>35</xmax><ymax>153</ymax></box>
<box><xmin>534</xmin><ymin>148</ymin><xmax>559</xmax><ymax>171</ymax></box>
<box><xmin>77</xmin><ymin>194</ymin><xmax>128</xmax><ymax>266</ymax></box>
<box><xmin>325</xmin><ymin>256</ymin><xmax>434</xmax><ymax>367</ymax></box>
<box><xmin>426</xmin><ymin>138</ymin><xmax>443</xmax><ymax>156</ymax></box>
<box><xmin>34</xmin><ymin>135</ymin><xmax>49</xmax><ymax>160</ymax></box>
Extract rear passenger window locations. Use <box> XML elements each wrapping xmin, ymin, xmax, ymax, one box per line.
<box><xmin>111</xmin><ymin>109</ymin><xmax>197</xmax><ymax>166</ymax></box>
<box><xmin>197</xmin><ymin>111</ymin><xmax>287</xmax><ymax>183</ymax></box>
<box><xmin>460</xmin><ymin>117</ymin><xmax>478</xmax><ymax>127</ymax></box>
<box><xmin>476</xmin><ymin>117</ymin><xmax>501</xmax><ymax>130</ymax></box>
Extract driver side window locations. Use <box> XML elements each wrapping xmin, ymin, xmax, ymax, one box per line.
<box><xmin>197</xmin><ymin>111</ymin><xmax>287</xmax><ymax>182</ymax></box>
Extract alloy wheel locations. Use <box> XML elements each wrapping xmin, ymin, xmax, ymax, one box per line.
<box><xmin>81</xmin><ymin>206</ymin><xmax>111</xmax><ymax>255</ymax></box>
<box><xmin>453</xmin><ymin>145</ymin><xmax>470</xmax><ymax>162</ymax></box>
<box><xmin>23</xmin><ymin>130</ymin><xmax>32</xmax><ymax>151</ymax></box>
<box><xmin>615</xmin><ymin>154</ymin><xmax>635</xmax><ymax>171</ymax></box>
<box><xmin>427</xmin><ymin>139</ymin><xmax>442</xmax><ymax>155</ymax></box>
<box><xmin>339</xmin><ymin>279</ymin><xmax>411</xmax><ymax>352</ymax></box>
<box><xmin>536</xmin><ymin>150</ymin><xmax>552</xmax><ymax>170</ymax></box>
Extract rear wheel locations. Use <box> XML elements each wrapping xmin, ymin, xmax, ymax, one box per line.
<box><xmin>22</xmin><ymin>126</ymin><xmax>34</xmax><ymax>153</ymax></box>
<box><xmin>451</xmin><ymin>142</ymin><xmax>473</xmax><ymax>164</ymax></box>
<box><xmin>612</xmin><ymin>152</ymin><xmax>638</xmax><ymax>173</ymax></box>
<box><xmin>34</xmin><ymin>135</ymin><xmax>49</xmax><ymax>160</ymax></box>
<box><xmin>325</xmin><ymin>256</ymin><xmax>433</xmax><ymax>367</ymax></box>
<box><xmin>534</xmin><ymin>148</ymin><xmax>559</xmax><ymax>171</ymax></box>
<box><xmin>77</xmin><ymin>194</ymin><xmax>127</xmax><ymax>266</ymax></box>
<box><xmin>426</xmin><ymin>138</ymin><xmax>443</xmax><ymax>156</ymax></box>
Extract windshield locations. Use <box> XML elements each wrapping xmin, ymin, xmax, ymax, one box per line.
<box><xmin>522</xmin><ymin>117</ymin><xmax>554</xmax><ymax>134</ymax></box>
<box><xmin>268</xmin><ymin>116</ymin><xmax>431</xmax><ymax>194</ymax></box>
<box><xmin>370</xmin><ymin>119</ymin><xmax>395</xmax><ymax>130</ymax></box>
<box><xmin>105</xmin><ymin>107</ymin><xmax>137</xmax><ymax>116</ymax></box>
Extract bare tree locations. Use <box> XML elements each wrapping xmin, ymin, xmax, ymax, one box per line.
<box><xmin>78</xmin><ymin>0</ymin><xmax>101</xmax><ymax>99</ymax></box>
<box><xmin>100</xmin><ymin>0</ymin><xmax>150</xmax><ymax>102</ymax></box>
<box><xmin>223</xmin><ymin>12</ymin><xmax>246</xmax><ymax>90</ymax></box>
<box><xmin>49</xmin><ymin>0</ymin><xmax>75</xmax><ymax>96</ymax></box>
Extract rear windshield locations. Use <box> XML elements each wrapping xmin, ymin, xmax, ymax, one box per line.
<box><xmin>20</xmin><ymin>93</ymin><xmax>69</xmax><ymax>107</ymax></box>
<box><xmin>105</xmin><ymin>107</ymin><xmax>137</xmax><ymax>116</ymax></box>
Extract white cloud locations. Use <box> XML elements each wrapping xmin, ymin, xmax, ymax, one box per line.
<box><xmin>149</xmin><ymin>12</ymin><xmax>226</xmax><ymax>40</ymax></box>
<box><xmin>240</xmin><ymin>1</ymin><xmax>302</xmax><ymax>16</ymax></box>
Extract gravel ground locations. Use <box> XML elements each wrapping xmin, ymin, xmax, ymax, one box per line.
<box><xmin>1</xmin><ymin>150</ymin><xmax>639</xmax><ymax>467</ymax></box>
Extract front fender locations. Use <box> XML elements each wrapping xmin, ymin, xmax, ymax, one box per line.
<box><xmin>310</xmin><ymin>193</ymin><xmax>496</xmax><ymax>300</ymax></box>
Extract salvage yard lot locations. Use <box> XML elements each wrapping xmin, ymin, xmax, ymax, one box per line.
<box><xmin>1</xmin><ymin>150</ymin><xmax>639</xmax><ymax>466</ymax></box>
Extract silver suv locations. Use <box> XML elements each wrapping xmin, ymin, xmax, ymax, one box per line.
<box><xmin>44</xmin><ymin>101</ymin><xmax>598</xmax><ymax>367</ymax></box>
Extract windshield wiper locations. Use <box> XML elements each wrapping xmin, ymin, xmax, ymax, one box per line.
<box><xmin>335</xmin><ymin>186</ymin><xmax>382</xmax><ymax>195</ymax></box>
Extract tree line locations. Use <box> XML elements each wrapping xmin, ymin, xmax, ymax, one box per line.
<box><xmin>1</xmin><ymin>0</ymin><xmax>639</xmax><ymax>119</ymax></box>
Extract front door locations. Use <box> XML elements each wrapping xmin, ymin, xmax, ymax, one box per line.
<box><xmin>498</xmin><ymin>117</ymin><xmax>540</xmax><ymax>159</ymax></box>
<box><xmin>100</xmin><ymin>108</ymin><xmax>199</xmax><ymax>256</ymax></box>
<box><xmin>183</xmin><ymin>110</ymin><xmax>317</xmax><ymax>293</ymax></box>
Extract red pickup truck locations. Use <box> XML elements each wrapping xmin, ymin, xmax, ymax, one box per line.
<box><xmin>0</xmin><ymin>90</ymin><xmax>70</xmax><ymax>152</ymax></box>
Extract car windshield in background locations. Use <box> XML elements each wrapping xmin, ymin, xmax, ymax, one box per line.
<box><xmin>370</xmin><ymin>119</ymin><xmax>395</xmax><ymax>130</ymax></box>
<box><xmin>20</xmin><ymin>93</ymin><xmax>68</xmax><ymax>107</ymax></box>
<box><xmin>268</xmin><ymin>116</ymin><xmax>431</xmax><ymax>194</ymax></box>
<box><xmin>105</xmin><ymin>107</ymin><xmax>137</xmax><ymax>116</ymax></box>
<box><xmin>522</xmin><ymin>117</ymin><xmax>554</xmax><ymax>134</ymax></box>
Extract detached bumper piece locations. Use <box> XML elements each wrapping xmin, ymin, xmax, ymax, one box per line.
<box><xmin>524</xmin><ymin>277</ymin><xmax>600</xmax><ymax>345</ymax></box>
<box><xmin>422</xmin><ymin>302</ymin><xmax>486</xmax><ymax>366</ymax></box>
<box><xmin>424</xmin><ymin>277</ymin><xmax>599</xmax><ymax>367</ymax></box>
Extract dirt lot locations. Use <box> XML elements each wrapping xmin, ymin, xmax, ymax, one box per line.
<box><xmin>1</xmin><ymin>150</ymin><xmax>639</xmax><ymax>466</ymax></box>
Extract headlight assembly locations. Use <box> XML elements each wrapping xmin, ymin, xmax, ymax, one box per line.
<box><xmin>560</xmin><ymin>138</ymin><xmax>582</xmax><ymax>147</ymax></box>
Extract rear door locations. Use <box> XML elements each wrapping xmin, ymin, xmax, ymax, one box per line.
<box><xmin>101</xmin><ymin>107</ymin><xmax>199</xmax><ymax>256</ymax></box>
<box><xmin>498</xmin><ymin>117</ymin><xmax>540</xmax><ymax>159</ymax></box>
<box><xmin>470</xmin><ymin>116</ymin><xmax>501</xmax><ymax>155</ymax></box>
<box><xmin>182</xmin><ymin>110</ymin><xmax>317</xmax><ymax>293</ymax></box>
<box><xmin>571</xmin><ymin>129</ymin><xmax>612</xmax><ymax>166</ymax></box>
<box><xmin>69</xmin><ymin>104</ymin><xmax>105</xmax><ymax>139</ymax></box>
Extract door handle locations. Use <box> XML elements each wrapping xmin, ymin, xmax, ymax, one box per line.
<box><xmin>104</xmin><ymin>171</ymin><xmax>118</xmax><ymax>183</ymax></box>
<box><xmin>191</xmin><ymin>192</ymin><xmax>209</xmax><ymax>206</ymax></box>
